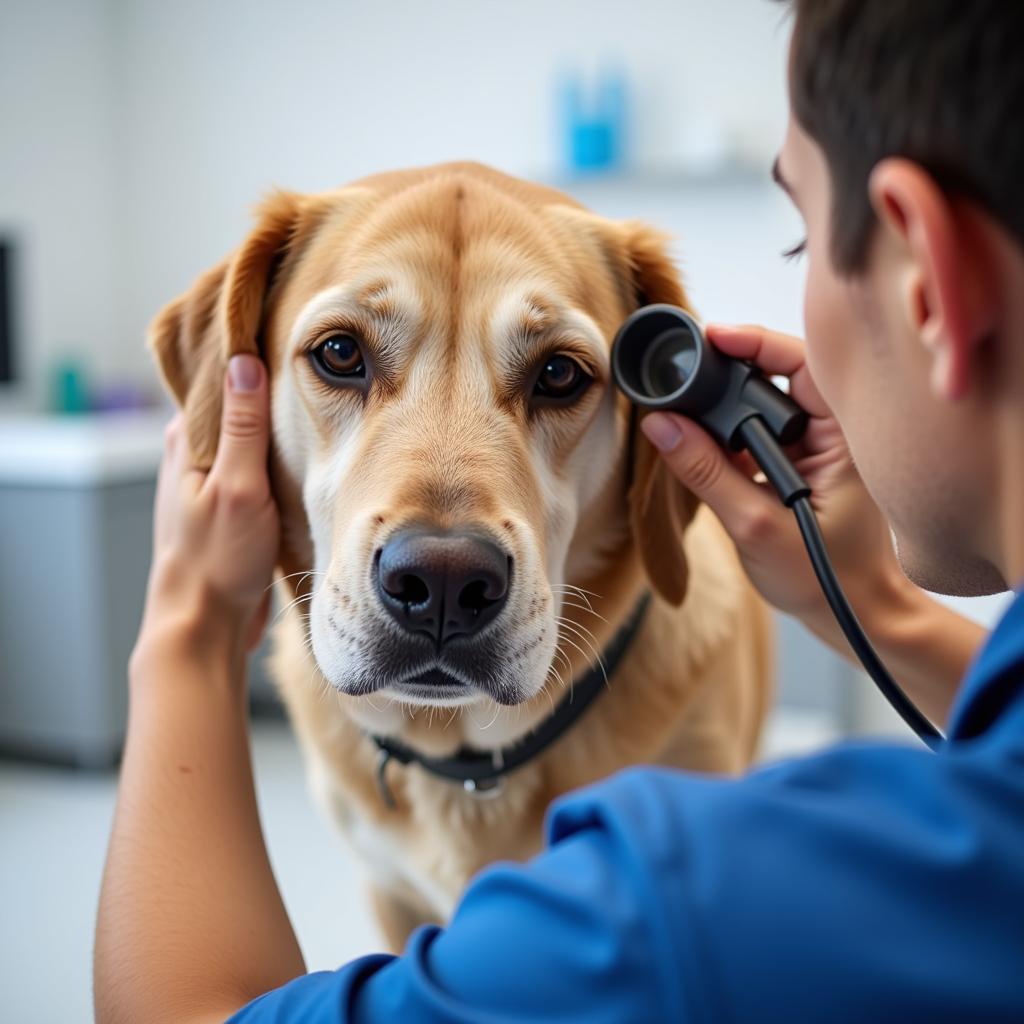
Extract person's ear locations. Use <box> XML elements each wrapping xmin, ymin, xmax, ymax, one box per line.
<box><xmin>149</xmin><ymin>189</ymin><xmax>318</xmax><ymax>468</ymax></box>
<box><xmin>868</xmin><ymin>158</ymin><xmax>996</xmax><ymax>401</ymax></box>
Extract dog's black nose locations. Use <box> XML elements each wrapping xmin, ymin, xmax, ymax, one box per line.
<box><xmin>376</xmin><ymin>531</ymin><xmax>510</xmax><ymax>647</ymax></box>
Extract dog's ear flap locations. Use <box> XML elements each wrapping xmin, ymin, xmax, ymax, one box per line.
<box><xmin>615</xmin><ymin>220</ymin><xmax>700</xmax><ymax>607</ymax></box>
<box><xmin>148</xmin><ymin>190</ymin><xmax>305</xmax><ymax>468</ymax></box>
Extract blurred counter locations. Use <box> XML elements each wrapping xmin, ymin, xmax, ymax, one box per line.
<box><xmin>0</xmin><ymin>412</ymin><xmax>167</xmax><ymax>766</ymax></box>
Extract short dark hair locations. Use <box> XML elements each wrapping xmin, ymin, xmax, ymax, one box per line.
<box><xmin>783</xmin><ymin>0</ymin><xmax>1024</xmax><ymax>273</ymax></box>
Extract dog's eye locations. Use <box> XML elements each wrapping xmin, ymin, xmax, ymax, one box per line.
<box><xmin>533</xmin><ymin>355</ymin><xmax>590</xmax><ymax>403</ymax></box>
<box><xmin>311</xmin><ymin>335</ymin><xmax>365</xmax><ymax>380</ymax></box>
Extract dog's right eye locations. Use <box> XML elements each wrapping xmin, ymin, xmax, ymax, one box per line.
<box><xmin>310</xmin><ymin>334</ymin><xmax>366</xmax><ymax>382</ymax></box>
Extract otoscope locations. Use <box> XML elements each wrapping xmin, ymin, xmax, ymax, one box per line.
<box><xmin>612</xmin><ymin>304</ymin><xmax>943</xmax><ymax>750</ymax></box>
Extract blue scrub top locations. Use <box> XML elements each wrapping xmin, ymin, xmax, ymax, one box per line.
<box><xmin>229</xmin><ymin>591</ymin><xmax>1024</xmax><ymax>1022</ymax></box>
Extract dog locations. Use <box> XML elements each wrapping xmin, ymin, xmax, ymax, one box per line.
<box><xmin>150</xmin><ymin>162</ymin><xmax>773</xmax><ymax>952</ymax></box>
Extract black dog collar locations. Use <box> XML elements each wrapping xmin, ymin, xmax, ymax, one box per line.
<box><xmin>369</xmin><ymin>591</ymin><xmax>652</xmax><ymax>808</ymax></box>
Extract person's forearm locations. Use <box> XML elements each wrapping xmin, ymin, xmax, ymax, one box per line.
<box><xmin>803</xmin><ymin>566</ymin><xmax>986</xmax><ymax>731</ymax></box>
<box><xmin>94</xmin><ymin>624</ymin><xmax>305</xmax><ymax>1024</ymax></box>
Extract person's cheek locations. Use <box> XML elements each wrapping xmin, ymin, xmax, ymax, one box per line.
<box><xmin>802</xmin><ymin>253</ymin><xmax>850</xmax><ymax>414</ymax></box>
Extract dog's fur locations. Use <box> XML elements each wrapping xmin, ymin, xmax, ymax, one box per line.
<box><xmin>151</xmin><ymin>162</ymin><xmax>773</xmax><ymax>951</ymax></box>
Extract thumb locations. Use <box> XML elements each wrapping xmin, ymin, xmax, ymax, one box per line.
<box><xmin>212</xmin><ymin>354</ymin><xmax>271</xmax><ymax>485</ymax></box>
<box><xmin>641</xmin><ymin>412</ymin><xmax>776</xmax><ymax>541</ymax></box>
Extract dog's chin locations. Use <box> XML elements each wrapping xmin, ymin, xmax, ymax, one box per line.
<box><xmin>378</xmin><ymin>686</ymin><xmax>481</xmax><ymax>708</ymax></box>
<box><xmin>325</xmin><ymin>665</ymin><xmax>536</xmax><ymax>708</ymax></box>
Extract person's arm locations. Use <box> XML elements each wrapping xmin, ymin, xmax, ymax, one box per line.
<box><xmin>641</xmin><ymin>323</ymin><xmax>985</xmax><ymax>729</ymax></box>
<box><xmin>94</xmin><ymin>356</ymin><xmax>304</xmax><ymax>1024</ymax></box>
<box><xmin>226</xmin><ymin>742</ymin><xmax>1024</xmax><ymax>1022</ymax></box>
<box><xmin>799</xmin><ymin>555</ymin><xmax>984</xmax><ymax>727</ymax></box>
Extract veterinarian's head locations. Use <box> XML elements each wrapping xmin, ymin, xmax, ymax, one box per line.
<box><xmin>148</xmin><ymin>166</ymin><xmax>698</xmax><ymax>719</ymax></box>
<box><xmin>775</xmin><ymin>0</ymin><xmax>1024</xmax><ymax>596</ymax></box>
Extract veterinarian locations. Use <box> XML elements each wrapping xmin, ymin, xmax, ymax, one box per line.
<box><xmin>95</xmin><ymin>1</ymin><xmax>1024</xmax><ymax>1020</ymax></box>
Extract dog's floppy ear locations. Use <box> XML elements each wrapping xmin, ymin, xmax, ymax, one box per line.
<box><xmin>148</xmin><ymin>190</ymin><xmax>306</xmax><ymax>468</ymax></box>
<box><xmin>615</xmin><ymin>220</ymin><xmax>701</xmax><ymax>607</ymax></box>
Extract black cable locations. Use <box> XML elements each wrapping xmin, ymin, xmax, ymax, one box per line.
<box><xmin>738</xmin><ymin>417</ymin><xmax>944</xmax><ymax>750</ymax></box>
<box><xmin>792</xmin><ymin>497</ymin><xmax>943</xmax><ymax>749</ymax></box>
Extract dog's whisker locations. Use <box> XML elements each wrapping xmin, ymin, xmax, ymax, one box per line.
<box><xmin>558</xmin><ymin>600</ymin><xmax>609</xmax><ymax>624</ymax></box>
<box><xmin>555</xmin><ymin>643</ymin><xmax>575</xmax><ymax>703</ymax></box>
<box><xmin>557</xmin><ymin>610</ymin><xmax>602</xmax><ymax>643</ymax></box>
<box><xmin>551</xmin><ymin>588</ymin><xmax>595</xmax><ymax>614</ymax></box>
<box><xmin>267</xmin><ymin>569</ymin><xmax>327</xmax><ymax>595</ymax></box>
<box><xmin>553</xmin><ymin>584</ymin><xmax>603</xmax><ymax>605</ymax></box>
<box><xmin>555</xmin><ymin>616</ymin><xmax>604</xmax><ymax>658</ymax></box>
<box><xmin>478</xmin><ymin>701</ymin><xmax>502</xmax><ymax>732</ymax></box>
<box><xmin>541</xmin><ymin>674</ymin><xmax>558</xmax><ymax>717</ymax></box>
<box><xmin>551</xmin><ymin>645</ymin><xmax>572</xmax><ymax>675</ymax></box>
<box><xmin>556</xmin><ymin>633</ymin><xmax>608</xmax><ymax>692</ymax></box>
<box><xmin>271</xmin><ymin>592</ymin><xmax>315</xmax><ymax>628</ymax></box>
<box><xmin>545</xmin><ymin>661</ymin><xmax>567</xmax><ymax>701</ymax></box>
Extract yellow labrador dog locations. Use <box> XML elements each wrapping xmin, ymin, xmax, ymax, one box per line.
<box><xmin>151</xmin><ymin>162</ymin><xmax>772</xmax><ymax>951</ymax></box>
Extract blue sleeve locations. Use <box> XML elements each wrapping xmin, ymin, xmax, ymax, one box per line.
<box><xmin>229</xmin><ymin>737</ymin><xmax>1024</xmax><ymax>1023</ymax></box>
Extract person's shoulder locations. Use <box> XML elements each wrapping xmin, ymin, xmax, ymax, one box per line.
<box><xmin>543</xmin><ymin>742</ymin><xmax>937</xmax><ymax>859</ymax></box>
<box><xmin>543</xmin><ymin>764</ymin><xmax>725</xmax><ymax>861</ymax></box>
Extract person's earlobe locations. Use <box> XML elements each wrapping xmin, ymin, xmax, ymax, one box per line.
<box><xmin>869</xmin><ymin>159</ymin><xmax>994</xmax><ymax>402</ymax></box>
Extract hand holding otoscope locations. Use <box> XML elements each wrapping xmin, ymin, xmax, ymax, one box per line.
<box><xmin>612</xmin><ymin>306</ymin><xmax>943</xmax><ymax>747</ymax></box>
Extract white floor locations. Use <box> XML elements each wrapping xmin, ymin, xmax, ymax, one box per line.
<box><xmin>1</xmin><ymin>711</ymin><xmax>834</xmax><ymax>1024</ymax></box>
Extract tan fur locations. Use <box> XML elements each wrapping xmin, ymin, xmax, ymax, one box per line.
<box><xmin>150</xmin><ymin>162</ymin><xmax>773</xmax><ymax>950</ymax></box>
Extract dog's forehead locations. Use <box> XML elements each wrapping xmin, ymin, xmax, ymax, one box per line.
<box><xmin>297</xmin><ymin>174</ymin><xmax>611</xmax><ymax>305</ymax></box>
<box><xmin>267</xmin><ymin>170</ymin><xmax>628</xmax><ymax>382</ymax></box>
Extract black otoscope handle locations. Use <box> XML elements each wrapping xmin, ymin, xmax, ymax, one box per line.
<box><xmin>737</xmin><ymin>417</ymin><xmax>943</xmax><ymax>749</ymax></box>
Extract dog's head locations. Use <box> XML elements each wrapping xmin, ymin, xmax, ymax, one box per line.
<box><xmin>151</xmin><ymin>163</ymin><xmax>696</xmax><ymax>714</ymax></box>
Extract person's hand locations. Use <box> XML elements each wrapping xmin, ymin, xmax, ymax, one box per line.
<box><xmin>135</xmin><ymin>354</ymin><xmax>279</xmax><ymax>668</ymax></box>
<box><xmin>641</xmin><ymin>324</ymin><xmax>908</xmax><ymax>636</ymax></box>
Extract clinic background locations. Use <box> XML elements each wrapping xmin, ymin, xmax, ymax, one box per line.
<box><xmin>0</xmin><ymin>2</ymin><xmax>1013</xmax><ymax>1021</ymax></box>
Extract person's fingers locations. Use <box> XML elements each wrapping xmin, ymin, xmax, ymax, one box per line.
<box><xmin>706</xmin><ymin>323</ymin><xmax>805</xmax><ymax>374</ymax></box>
<box><xmin>245</xmin><ymin>592</ymin><xmax>272</xmax><ymax>651</ymax></box>
<box><xmin>153</xmin><ymin>415</ymin><xmax>189</xmax><ymax>544</ymax></box>
<box><xmin>641</xmin><ymin>412</ymin><xmax>779</xmax><ymax>543</ymax></box>
<box><xmin>705</xmin><ymin>323</ymin><xmax>832</xmax><ymax>418</ymax></box>
<box><xmin>210</xmin><ymin>354</ymin><xmax>271</xmax><ymax>491</ymax></box>
<box><xmin>157</xmin><ymin>415</ymin><xmax>186</xmax><ymax>489</ymax></box>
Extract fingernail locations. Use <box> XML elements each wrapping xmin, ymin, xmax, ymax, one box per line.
<box><xmin>642</xmin><ymin>413</ymin><xmax>684</xmax><ymax>452</ymax></box>
<box><xmin>228</xmin><ymin>354</ymin><xmax>262</xmax><ymax>392</ymax></box>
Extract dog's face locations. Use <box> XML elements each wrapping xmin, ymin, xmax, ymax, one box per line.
<box><xmin>152</xmin><ymin>164</ymin><xmax>695</xmax><ymax>719</ymax></box>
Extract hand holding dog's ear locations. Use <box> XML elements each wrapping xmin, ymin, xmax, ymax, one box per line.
<box><xmin>138</xmin><ymin>355</ymin><xmax>279</xmax><ymax>666</ymax></box>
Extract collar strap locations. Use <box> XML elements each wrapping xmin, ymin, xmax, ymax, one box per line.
<box><xmin>369</xmin><ymin>591</ymin><xmax>652</xmax><ymax>808</ymax></box>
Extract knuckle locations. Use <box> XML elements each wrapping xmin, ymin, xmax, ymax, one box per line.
<box><xmin>221</xmin><ymin>406</ymin><xmax>264</xmax><ymax>441</ymax></box>
<box><xmin>163</xmin><ymin>418</ymin><xmax>183</xmax><ymax>445</ymax></box>
<box><xmin>679</xmin><ymin>449</ymin><xmax>724</xmax><ymax>494</ymax></box>
<box><xmin>223</xmin><ymin>482</ymin><xmax>257</xmax><ymax>511</ymax></box>
<box><xmin>735</xmin><ymin>504</ymin><xmax>776</xmax><ymax>547</ymax></box>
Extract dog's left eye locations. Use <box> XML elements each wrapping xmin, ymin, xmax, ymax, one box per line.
<box><xmin>533</xmin><ymin>355</ymin><xmax>590</xmax><ymax>402</ymax></box>
<box><xmin>310</xmin><ymin>334</ymin><xmax>365</xmax><ymax>381</ymax></box>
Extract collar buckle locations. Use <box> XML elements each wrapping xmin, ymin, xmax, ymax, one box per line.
<box><xmin>463</xmin><ymin>775</ymin><xmax>505</xmax><ymax>800</ymax></box>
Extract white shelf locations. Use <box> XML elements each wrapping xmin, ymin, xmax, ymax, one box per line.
<box><xmin>0</xmin><ymin>410</ymin><xmax>170</xmax><ymax>486</ymax></box>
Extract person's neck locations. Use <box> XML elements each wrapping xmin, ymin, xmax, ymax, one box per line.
<box><xmin>992</xmin><ymin>241</ymin><xmax>1024</xmax><ymax>590</ymax></box>
<box><xmin>1000</xmin><ymin>411</ymin><xmax>1024</xmax><ymax>589</ymax></box>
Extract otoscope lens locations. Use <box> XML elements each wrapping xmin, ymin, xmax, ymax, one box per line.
<box><xmin>639</xmin><ymin>327</ymin><xmax>699</xmax><ymax>398</ymax></box>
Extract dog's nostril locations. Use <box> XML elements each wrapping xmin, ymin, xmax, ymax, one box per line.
<box><xmin>458</xmin><ymin>579</ymin><xmax>495</xmax><ymax>616</ymax></box>
<box><xmin>387</xmin><ymin>573</ymin><xmax>430</xmax><ymax>606</ymax></box>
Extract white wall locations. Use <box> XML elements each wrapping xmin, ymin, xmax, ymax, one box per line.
<box><xmin>2</xmin><ymin>0</ymin><xmax>793</xmax><ymax>394</ymax></box>
<box><xmin>114</xmin><ymin>0</ymin><xmax>790</xmax><ymax>375</ymax></box>
<box><xmin>0</xmin><ymin>0</ymin><xmax>120</xmax><ymax>405</ymax></box>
